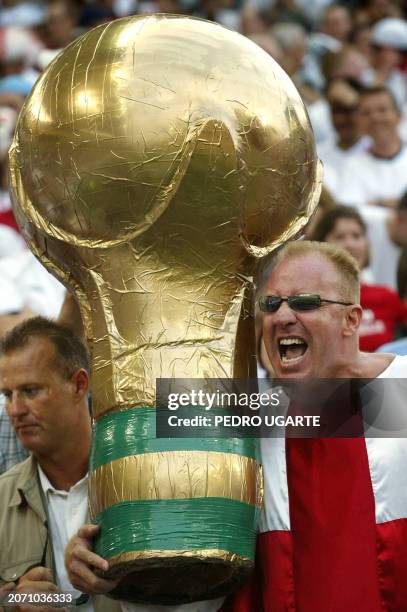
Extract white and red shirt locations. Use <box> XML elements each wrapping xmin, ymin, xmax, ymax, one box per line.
<box><xmin>228</xmin><ymin>356</ymin><xmax>407</xmax><ymax>612</ymax></box>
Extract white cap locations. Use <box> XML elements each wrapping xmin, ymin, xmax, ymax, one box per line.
<box><xmin>372</xmin><ymin>18</ymin><xmax>407</xmax><ymax>51</ymax></box>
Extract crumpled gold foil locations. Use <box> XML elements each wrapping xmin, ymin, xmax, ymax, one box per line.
<box><xmin>9</xmin><ymin>14</ymin><xmax>321</xmax><ymax>416</ymax></box>
<box><xmin>89</xmin><ymin>451</ymin><xmax>263</xmax><ymax>518</ymax></box>
<box><xmin>106</xmin><ymin>549</ymin><xmax>251</xmax><ymax>566</ymax></box>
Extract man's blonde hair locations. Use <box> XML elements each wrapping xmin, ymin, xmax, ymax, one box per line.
<box><xmin>274</xmin><ymin>241</ymin><xmax>360</xmax><ymax>303</ymax></box>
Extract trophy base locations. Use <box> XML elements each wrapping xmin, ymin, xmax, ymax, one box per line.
<box><xmin>102</xmin><ymin>554</ymin><xmax>253</xmax><ymax>604</ymax></box>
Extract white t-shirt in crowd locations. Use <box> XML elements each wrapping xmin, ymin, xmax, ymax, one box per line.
<box><xmin>0</xmin><ymin>250</ymin><xmax>65</xmax><ymax>316</ymax></box>
<box><xmin>337</xmin><ymin>146</ymin><xmax>407</xmax><ymax>209</ymax></box>
<box><xmin>0</xmin><ymin>224</ymin><xmax>26</xmax><ymax>259</ymax></box>
<box><xmin>317</xmin><ymin>136</ymin><xmax>371</xmax><ymax>195</ymax></box>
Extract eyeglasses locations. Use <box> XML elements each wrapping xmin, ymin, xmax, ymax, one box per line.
<box><xmin>258</xmin><ymin>293</ymin><xmax>353</xmax><ymax>313</ymax></box>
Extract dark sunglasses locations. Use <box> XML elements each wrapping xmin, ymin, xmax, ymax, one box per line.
<box><xmin>259</xmin><ymin>293</ymin><xmax>353</xmax><ymax>313</ymax></box>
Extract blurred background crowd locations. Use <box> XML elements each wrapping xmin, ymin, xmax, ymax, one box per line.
<box><xmin>2</xmin><ymin>0</ymin><xmax>407</xmax><ymax>466</ymax></box>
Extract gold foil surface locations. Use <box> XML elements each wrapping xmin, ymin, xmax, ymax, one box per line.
<box><xmin>9</xmin><ymin>15</ymin><xmax>322</xmax><ymax>417</ymax></box>
<box><xmin>89</xmin><ymin>451</ymin><xmax>262</xmax><ymax>518</ymax></box>
<box><xmin>106</xmin><ymin>549</ymin><xmax>251</xmax><ymax>567</ymax></box>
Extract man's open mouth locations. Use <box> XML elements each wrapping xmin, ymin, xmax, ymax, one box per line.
<box><xmin>278</xmin><ymin>337</ymin><xmax>308</xmax><ymax>364</ymax></box>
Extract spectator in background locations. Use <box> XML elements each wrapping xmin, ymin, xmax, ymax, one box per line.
<box><xmin>319</xmin><ymin>3</ymin><xmax>352</xmax><ymax>44</ymax></box>
<box><xmin>270</xmin><ymin>22</ymin><xmax>307</xmax><ymax>81</ymax></box>
<box><xmin>156</xmin><ymin>0</ymin><xmax>183</xmax><ymax>13</ymax></box>
<box><xmin>265</xmin><ymin>0</ymin><xmax>312</xmax><ymax>31</ymax></box>
<box><xmin>0</xmin><ymin>98</ymin><xmax>22</xmax><ymax>234</ymax></box>
<box><xmin>378</xmin><ymin>246</ymin><xmax>407</xmax><ymax>354</ymax></box>
<box><xmin>358</xmin><ymin>188</ymin><xmax>407</xmax><ymax>291</ymax></box>
<box><xmin>42</xmin><ymin>0</ymin><xmax>79</xmax><ymax>50</ymax></box>
<box><xmin>317</xmin><ymin>78</ymin><xmax>370</xmax><ymax>194</ymax></box>
<box><xmin>0</xmin><ymin>27</ymin><xmax>39</xmax><ymax>236</ymax></box>
<box><xmin>0</xmin><ymin>52</ymin><xmax>65</xmax><ymax>335</ymax></box>
<box><xmin>358</xmin><ymin>202</ymin><xmax>401</xmax><ymax>291</ymax></box>
<box><xmin>320</xmin><ymin>44</ymin><xmax>371</xmax><ymax>85</ymax></box>
<box><xmin>350</xmin><ymin>21</ymin><xmax>373</xmax><ymax>63</ymax></box>
<box><xmin>354</xmin><ymin>0</ymin><xmax>404</xmax><ymax>26</ymax></box>
<box><xmin>303</xmin><ymin>3</ymin><xmax>352</xmax><ymax>93</ymax></box>
<box><xmin>269</xmin><ymin>20</ymin><xmax>320</xmax><ymax>105</ymax></box>
<box><xmin>0</xmin><ymin>90</ymin><xmax>64</xmax><ymax>329</ymax></box>
<box><xmin>247</xmin><ymin>32</ymin><xmax>282</xmax><ymax>64</ymax></box>
<box><xmin>240</xmin><ymin>5</ymin><xmax>269</xmax><ymax>36</ymax></box>
<box><xmin>388</xmin><ymin>190</ymin><xmax>407</xmax><ymax>248</ymax></box>
<box><xmin>307</xmin><ymin>45</ymin><xmax>370</xmax><ymax>143</ymax></box>
<box><xmin>362</xmin><ymin>17</ymin><xmax>407</xmax><ymax>108</ymax></box>
<box><xmin>311</xmin><ymin>205</ymin><xmax>407</xmax><ymax>352</ymax></box>
<box><xmin>339</xmin><ymin>86</ymin><xmax>407</xmax><ymax>209</ymax></box>
<box><xmin>191</xmin><ymin>0</ymin><xmax>242</xmax><ymax>30</ymax></box>
<box><xmin>78</xmin><ymin>3</ymin><xmax>116</xmax><ymax>29</ymax></box>
<box><xmin>0</xmin><ymin>25</ymin><xmax>43</xmax><ymax>91</ymax></box>
<box><xmin>0</xmin><ymin>0</ymin><xmax>45</xmax><ymax>28</ymax></box>
<box><xmin>0</xmin><ymin>252</ymin><xmax>66</xmax><ymax>337</ymax></box>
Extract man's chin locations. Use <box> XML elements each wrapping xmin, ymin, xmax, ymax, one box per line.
<box><xmin>272</xmin><ymin>357</ymin><xmax>311</xmax><ymax>379</ymax></box>
<box><xmin>370</xmin><ymin>127</ymin><xmax>388</xmax><ymax>140</ymax></box>
<box><xmin>17</xmin><ymin>425</ymin><xmax>41</xmax><ymax>444</ymax></box>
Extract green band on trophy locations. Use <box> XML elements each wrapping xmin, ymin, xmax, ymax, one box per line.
<box><xmin>94</xmin><ymin>497</ymin><xmax>258</xmax><ymax>561</ymax></box>
<box><xmin>90</xmin><ymin>407</ymin><xmax>259</xmax><ymax>470</ymax></box>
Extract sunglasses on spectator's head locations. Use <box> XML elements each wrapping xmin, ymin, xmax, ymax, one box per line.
<box><xmin>258</xmin><ymin>294</ymin><xmax>353</xmax><ymax>313</ymax></box>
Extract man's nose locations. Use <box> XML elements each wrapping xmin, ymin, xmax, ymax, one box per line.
<box><xmin>271</xmin><ymin>301</ymin><xmax>298</xmax><ymax>325</ymax></box>
<box><xmin>343</xmin><ymin>237</ymin><xmax>356</xmax><ymax>252</ymax></box>
<box><xmin>7</xmin><ymin>392</ymin><xmax>28</xmax><ymax>418</ymax></box>
<box><xmin>370</xmin><ymin>109</ymin><xmax>382</xmax><ymax>121</ymax></box>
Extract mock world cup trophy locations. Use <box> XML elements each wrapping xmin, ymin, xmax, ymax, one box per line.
<box><xmin>9</xmin><ymin>15</ymin><xmax>321</xmax><ymax>604</ymax></box>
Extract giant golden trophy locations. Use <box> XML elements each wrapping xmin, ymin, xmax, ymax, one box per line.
<box><xmin>9</xmin><ymin>14</ymin><xmax>321</xmax><ymax>604</ymax></box>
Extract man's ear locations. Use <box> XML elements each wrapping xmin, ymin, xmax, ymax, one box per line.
<box><xmin>70</xmin><ymin>369</ymin><xmax>89</xmax><ymax>399</ymax></box>
<box><xmin>343</xmin><ymin>304</ymin><xmax>363</xmax><ymax>337</ymax></box>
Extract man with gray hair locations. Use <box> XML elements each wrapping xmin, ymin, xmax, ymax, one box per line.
<box><xmin>270</xmin><ymin>22</ymin><xmax>307</xmax><ymax>79</ymax></box>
